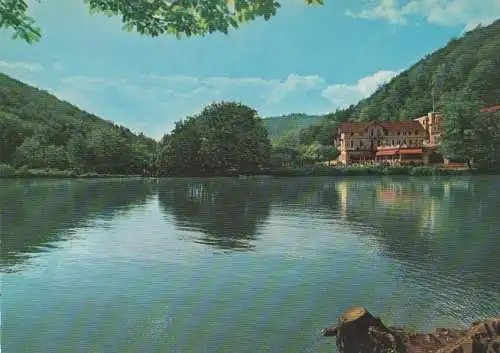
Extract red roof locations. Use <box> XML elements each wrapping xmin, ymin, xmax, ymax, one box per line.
<box><xmin>376</xmin><ymin>148</ymin><xmax>423</xmax><ymax>156</ymax></box>
<box><xmin>376</xmin><ymin>149</ymin><xmax>398</xmax><ymax>156</ymax></box>
<box><xmin>338</xmin><ymin>120</ymin><xmax>425</xmax><ymax>134</ymax></box>
<box><xmin>337</xmin><ymin>122</ymin><xmax>369</xmax><ymax>133</ymax></box>
<box><xmin>399</xmin><ymin>148</ymin><xmax>423</xmax><ymax>155</ymax></box>
<box><xmin>480</xmin><ymin>105</ymin><xmax>500</xmax><ymax>113</ymax></box>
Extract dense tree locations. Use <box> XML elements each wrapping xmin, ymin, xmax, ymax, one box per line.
<box><xmin>157</xmin><ymin>117</ymin><xmax>204</xmax><ymax>176</ymax></box>
<box><xmin>157</xmin><ymin>101</ymin><xmax>272</xmax><ymax>176</ymax></box>
<box><xmin>472</xmin><ymin>111</ymin><xmax>500</xmax><ymax>169</ymax></box>
<box><xmin>273</xmin><ymin>130</ymin><xmax>300</xmax><ymax>150</ymax></box>
<box><xmin>438</xmin><ymin>90</ymin><xmax>500</xmax><ymax>170</ymax></box>
<box><xmin>0</xmin><ymin>73</ymin><xmax>159</xmax><ymax>175</ymax></box>
<box><xmin>1</xmin><ymin>0</ymin><xmax>323</xmax><ymax>43</ymax></box>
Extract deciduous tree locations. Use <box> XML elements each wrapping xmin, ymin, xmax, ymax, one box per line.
<box><xmin>157</xmin><ymin>101</ymin><xmax>271</xmax><ymax>176</ymax></box>
<box><xmin>1</xmin><ymin>0</ymin><xmax>324</xmax><ymax>43</ymax></box>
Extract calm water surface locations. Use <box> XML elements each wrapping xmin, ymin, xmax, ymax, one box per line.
<box><xmin>2</xmin><ymin>176</ymin><xmax>499</xmax><ymax>353</ymax></box>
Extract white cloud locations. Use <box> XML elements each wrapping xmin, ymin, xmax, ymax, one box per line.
<box><xmin>321</xmin><ymin>70</ymin><xmax>399</xmax><ymax>108</ymax></box>
<box><xmin>268</xmin><ymin>74</ymin><xmax>326</xmax><ymax>104</ymax></box>
<box><xmin>346</xmin><ymin>0</ymin><xmax>407</xmax><ymax>24</ymax></box>
<box><xmin>0</xmin><ymin>61</ymin><xmax>43</xmax><ymax>87</ymax></box>
<box><xmin>346</xmin><ymin>0</ymin><xmax>500</xmax><ymax>30</ymax></box>
<box><xmin>56</xmin><ymin>74</ymin><xmax>332</xmax><ymax>134</ymax></box>
<box><xmin>6</xmin><ymin>69</ymin><xmax>398</xmax><ymax>139</ymax></box>
<box><xmin>0</xmin><ymin>61</ymin><xmax>42</xmax><ymax>73</ymax></box>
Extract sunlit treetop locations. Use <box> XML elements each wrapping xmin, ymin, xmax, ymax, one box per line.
<box><xmin>0</xmin><ymin>0</ymin><xmax>324</xmax><ymax>43</ymax></box>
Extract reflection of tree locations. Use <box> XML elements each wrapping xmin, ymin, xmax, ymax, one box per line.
<box><xmin>158</xmin><ymin>178</ymin><xmax>273</xmax><ymax>250</ymax></box>
<box><xmin>269</xmin><ymin>177</ymin><xmax>341</xmax><ymax>213</ymax></box>
<box><xmin>0</xmin><ymin>179</ymin><xmax>156</xmax><ymax>272</ymax></box>
<box><xmin>159</xmin><ymin>177</ymin><xmax>342</xmax><ymax>251</ymax></box>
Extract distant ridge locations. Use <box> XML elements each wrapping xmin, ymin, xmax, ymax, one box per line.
<box><xmin>263</xmin><ymin>113</ymin><xmax>325</xmax><ymax>140</ymax></box>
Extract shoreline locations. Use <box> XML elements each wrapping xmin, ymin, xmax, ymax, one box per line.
<box><xmin>1</xmin><ymin>165</ymin><xmax>499</xmax><ymax>179</ymax></box>
<box><xmin>322</xmin><ymin>307</ymin><xmax>500</xmax><ymax>353</ymax></box>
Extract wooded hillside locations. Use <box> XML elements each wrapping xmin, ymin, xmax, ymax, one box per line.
<box><xmin>300</xmin><ymin>20</ymin><xmax>500</xmax><ymax>142</ymax></box>
<box><xmin>263</xmin><ymin>113</ymin><xmax>324</xmax><ymax>141</ymax></box>
<box><xmin>0</xmin><ymin>73</ymin><xmax>159</xmax><ymax>174</ymax></box>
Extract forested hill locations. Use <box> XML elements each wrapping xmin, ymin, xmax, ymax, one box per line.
<box><xmin>332</xmin><ymin>19</ymin><xmax>500</xmax><ymax>124</ymax></box>
<box><xmin>263</xmin><ymin>113</ymin><xmax>324</xmax><ymax>140</ymax></box>
<box><xmin>0</xmin><ymin>73</ymin><xmax>158</xmax><ymax>174</ymax></box>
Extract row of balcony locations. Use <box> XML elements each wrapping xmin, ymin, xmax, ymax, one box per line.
<box><xmin>337</xmin><ymin>140</ymin><xmax>439</xmax><ymax>151</ymax></box>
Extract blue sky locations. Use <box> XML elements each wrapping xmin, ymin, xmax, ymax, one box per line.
<box><xmin>1</xmin><ymin>0</ymin><xmax>499</xmax><ymax>139</ymax></box>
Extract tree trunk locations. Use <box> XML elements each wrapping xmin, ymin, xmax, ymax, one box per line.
<box><xmin>335</xmin><ymin>307</ymin><xmax>402</xmax><ymax>353</ymax></box>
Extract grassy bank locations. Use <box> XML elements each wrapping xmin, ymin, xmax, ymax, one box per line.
<box><xmin>2</xmin><ymin>164</ymin><xmax>498</xmax><ymax>179</ymax></box>
<box><xmin>263</xmin><ymin>165</ymin><xmax>498</xmax><ymax>177</ymax></box>
<box><xmin>0</xmin><ymin>165</ymin><xmax>144</xmax><ymax>179</ymax></box>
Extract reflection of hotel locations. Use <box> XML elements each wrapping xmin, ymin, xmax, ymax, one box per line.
<box><xmin>337</xmin><ymin>181</ymin><xmax>349</xmax><ymax>219</ymax></box>
<box><xmin>336</xmin><ymin>180</ymin><xmax>377</xmax><ymax>218</ymax></box>
<box><xmin>334</xmin><ymin>112</ymin><xmax>443</xmax><ymax>165</ymax></box>
<box><xmin>419</xmin><ymin>197</ymin><xmax>440</xmax><ymax>232</ymax></box>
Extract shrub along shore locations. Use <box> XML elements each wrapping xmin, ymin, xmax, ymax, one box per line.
<box><xmin>1</xmin><ymin>163</ymin><xmax>498</xmax><ymax>179</ymax></box>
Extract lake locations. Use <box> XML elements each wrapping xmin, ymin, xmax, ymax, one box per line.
<box><xmin>2</xmin><ymin>176</ymin><xmax>499</xmax><ymax>353</ymax></box>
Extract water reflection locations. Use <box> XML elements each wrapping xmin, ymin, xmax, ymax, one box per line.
<box><xmin>333</xmin><ymin>177</ymin><xmax>500</xmax><ymax>284</ymax></box>
<box><xmin>331</xmin><ymin>177</ymin><xmax>500</xmax><ymax>324</ymax></box>
<box><xmin>3</xmin><ymin>176</ymin><xmax>499</xmax><ymax>306</ymax></box>
<box><xmin>158</xmin><ymin>178</ymin><xmax>273</xmax><ymax>250</ymax></box>
<box><xmin>0</xmin><ymin>179</ymin><xmax>156</xmax><ymax>272</ymax></box>
<box><xmin>155</xmin><ymin>176</ymin><xmax>499</xmax><ymax>323</ymax></box>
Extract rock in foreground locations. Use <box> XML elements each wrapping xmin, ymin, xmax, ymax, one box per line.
<box><xmin>322</xmin><ymin>307</ymin><xmax>500</xmax><ymax>353</ymax></box>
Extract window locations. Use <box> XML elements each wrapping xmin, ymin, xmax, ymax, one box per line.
<box><xmin>403</xmin><ymin>140</ymin><xmax>406</xmax><ymax>145</ymax></box>
<box><xmin>409</xmin><ymin>139</ymin><xmax>412</xmax><ymax>145</ymax></box>
<box><xmin>397</xmin><ymin>140</ymin><xmax>400</xmax><ymax>145</ymax></box>
<box><xmin>351</xmin><ymin>141</ymin><xmax>354</xmax><ymax>148</ymax></box>
<box><xmin>392</xmin><ymin>140</ymin><xmax>395</xmax><ymax>145</ymax></box>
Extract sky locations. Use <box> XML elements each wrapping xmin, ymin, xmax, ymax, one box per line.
<box><xmin>1</xmin><ymin>0</ymin><xmax>499</xmax><ymax>140</ymax></box>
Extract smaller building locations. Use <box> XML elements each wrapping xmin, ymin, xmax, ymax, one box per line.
<box><xmin>413</xmin><ymin>112</ymin><xmax>442</xmax><ymax>147</ymax></box>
